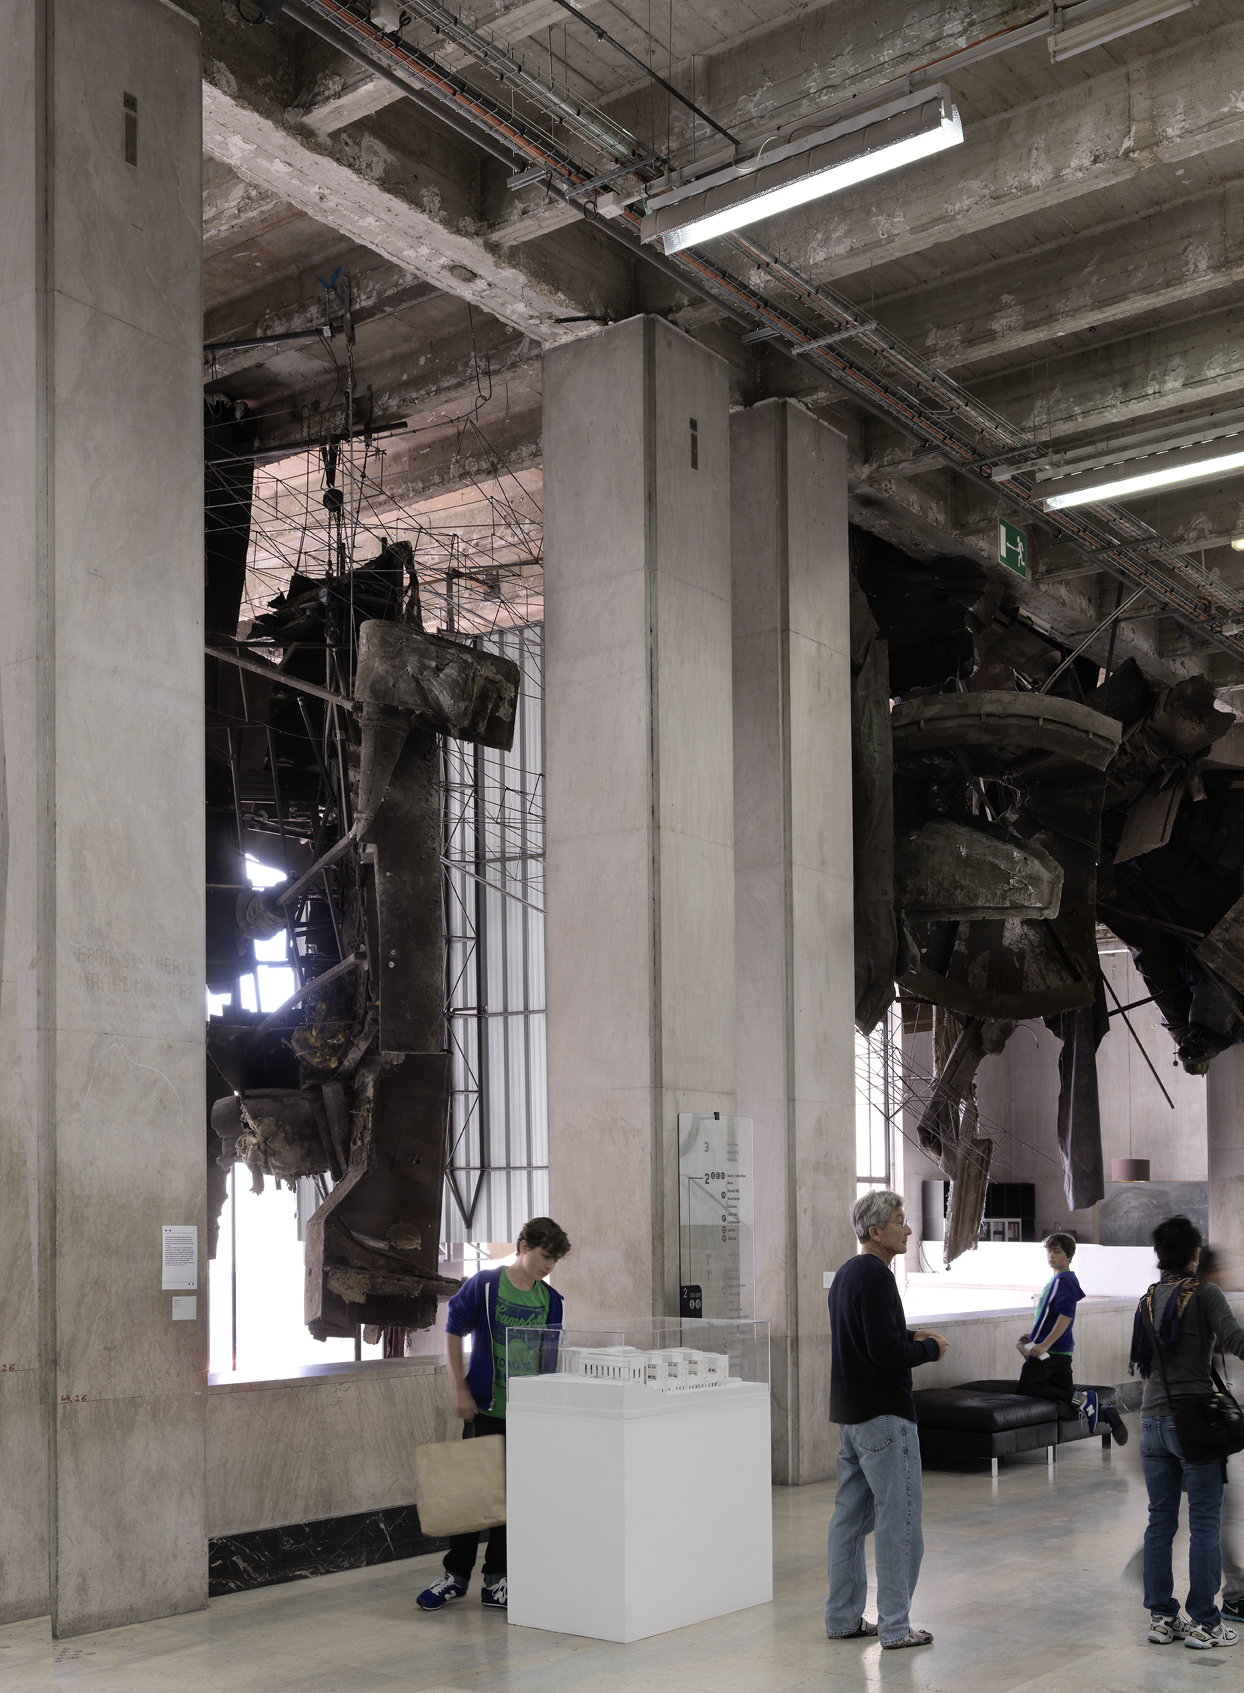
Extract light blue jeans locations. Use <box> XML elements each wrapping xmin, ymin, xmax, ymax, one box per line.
<box><xmin>826</xmin><ymin>1414</ymin><xmax>924</xmax><ymax>1645</ymax></box>
<box><xmin>1141</xmin><ymin>1415</ymin><xmax>1224</xmax><ymax>1628</ymax></box>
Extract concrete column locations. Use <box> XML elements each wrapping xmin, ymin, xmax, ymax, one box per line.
<box><xmin>731</xmin><ymin>399</ymin><xmax>856</xmax><ymax>1485</ymax></box>
<box><xmin>0</xmin><ymin>867</ymin><xmax>45</xmax><ymax>1623</ymax></box>
<box><xmin>1207</xmin><ymin>1044</ymin><xmax>1244</xmax><ymax>1290</ymax></box>
<box><xmin>544</xmin><ymin>316</ymin><xmax>736</xmax><ymax>1323</ymax></box>
<box><xmin>0</xmin><ymin>0</ymin><xmax>205</xmax><ymax>1634</ymax></box>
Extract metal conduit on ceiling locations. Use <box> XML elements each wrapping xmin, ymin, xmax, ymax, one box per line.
<box><xmin>283</xmin><ymin>0</ymin><xmax>1244</xmax><ymax>664</ymax></box>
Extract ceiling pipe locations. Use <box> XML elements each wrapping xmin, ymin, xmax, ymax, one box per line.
<box><xmin>277</xmin><ymin>0</ymin><xmax>1244</xmax><ymax>663</ymax></box>
<box><xmin>280</xmin><ymin>0</ymin><xmax>754</xmax><ymax>328</ymax></box>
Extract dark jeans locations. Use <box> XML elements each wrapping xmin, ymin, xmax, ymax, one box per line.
<box><xmin>1141</xmin><ymin>1415</ymin><xmax>1224</xmax><ymax>1628</ymax></box>
<box><xmin>442</xmin><ymin>1413</ymin><xmax>506</xmax><ymax>1583</ymax></box>
<box><xmin>1018</xmin><ymin>1352</ymin><xmax>1075</xmax><ymax>1411</ymax></box>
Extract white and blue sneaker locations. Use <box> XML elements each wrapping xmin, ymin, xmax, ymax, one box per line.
<box><xmin>1185</xmin><ymin>1621</ymin><xmax>1238</xmax><ymax>1649</ymax></box>
<box><xmin>1072</xmin><ymin>1388</ymin><xmax>1100</xmax><ymax>1432</ymax></box>
<box><xmin>416</xmin><ymin>1575</ymin><xmax>468</xmax><ymax>1611</ymax></box>
<box><xmin>1148</xmin><ymin>1611</ymin><xmax>1191</xmax><ymax>1643</ymax></box>
<box><xmin>480</xmin><ymin>1577</ymin><xmax>508</xmax><ymax>1610</ymax></box>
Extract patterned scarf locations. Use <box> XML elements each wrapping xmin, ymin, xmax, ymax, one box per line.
<box><xmin>1129</xmin><ymin>1273</ymin><xmax>1198</xmax><ymax>1378</ymax></box>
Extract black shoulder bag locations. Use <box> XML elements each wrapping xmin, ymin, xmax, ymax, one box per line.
<box><xmin>1143</xmin><ymin>1284</ymin><xmax>1244</xmax><ymax>1463</ymax></box>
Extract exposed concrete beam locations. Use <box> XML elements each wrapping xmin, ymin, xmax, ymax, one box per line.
<box><xmin>364</xmin><ymin>392</ymin><xmax>544</xmax><ymax>509</ymax></box>
<box><xmin>975</xmin><ymin>299</ymin><xmax>1244</xmax><ymax>444</ymax></box>
<box><xmin>490</xmin><ymin>198</ymin><xmax>584</xmax><ymax>247</ymax></box>
<box><xmin>204</xmin><ymin>158</ymin><xmax>300</xmax><ymax>254</ymax></box>
<box><xmin>1105</xmin><ymin>479</ymin><xmax>1244</xmax><ymax>563</ymax></box>
<box><xmin>760</xmin><ymin>20</ymin><xmax>1244</xmax><ymax>284</ymax></box>
<box><xmin>870</xmin><ymin>182</ymin><xmax>1244</xmax><ymax>371</ymax></box>
<box><xmin>289</xmin><ymin>54</ymin><xmax>405</xmax><ymax>136</ymax></box>
<box><xmin>202</xmin><ymin>75</ymin><xmax>604</xmax><ymax>344</ymax></box>
<box><xmin>243</xmin><ymin>316</ymin><xmax>542</xmax><ymax>455</ymax></box>
<box><xmin>186</xmin><ymin>0</ymin><xmax>624</xmax><ymax>340</ymax></box>
<box><xmin>413</xmin><ymin>0</ymin><xmax>605</xmax><ymax>71</ymax></box>
<box><xmin>600</xmin><ymin>0</ymin><xmax>1023</xmax><ymax>150</ymax></box>
<box><xmin>205</xmin><ymin>260</ymin><xmax>441</xmax><ymax>382</ymax></box>
<box><xmin>845</xmin><ymin>295</ymin><xmax>1244</xmax><ymax>454</ymax></box>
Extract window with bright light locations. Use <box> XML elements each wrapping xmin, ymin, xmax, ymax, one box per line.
<box><xmin>207</xmin><ymin>854</ymin><xmax>383</xmax><ymax>1380</ymax></box>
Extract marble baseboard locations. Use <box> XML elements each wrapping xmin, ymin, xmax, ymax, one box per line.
<box><xmin>208</xmin><ymin>1508</ymin><xmax>448</xmax><ymax>1597</ymax></box>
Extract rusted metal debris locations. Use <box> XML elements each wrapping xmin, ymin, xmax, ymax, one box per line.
<box><xmin>203</xmin><ymin>466</ymin><xmax>520</xmax><ymax>1342</ymax></box>
<box><xmin>1094</xmin><ymin>662</ymin><xmax>1239</xmax><ymax>1072</ymax></box>
<box><xmin>915</xmin><ymin>1012</ymin><xmax>1014</xmax><ymax>1266</ymax></box>
<box><xmin>892</xmin><ymin>691</ymin><xmax>1120</xmax><ymax>1021</ymax></box>
<box><xmin>848</xmin><ymin>521</ymin><xmax>1244</xmax><ymax>1239</ymax></box>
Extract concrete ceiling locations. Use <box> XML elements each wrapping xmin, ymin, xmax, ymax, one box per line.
<box><xmin>189</xmin><ymin>0</ymin><xmax>1244</xmax><ymax>686</ymax></box>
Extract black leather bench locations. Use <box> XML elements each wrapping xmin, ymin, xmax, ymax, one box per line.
<box><xmin>913</xmin><ymin>1380</ymin><xmax>1115</xmax><ymax>1477</ymax></box>
<box><xmin>914</xmin><ymin>1386</ymin><xmax>1057</xmax><ymax>1478</ymax></box>
<box><xmin>959</xmin><ymin>1379</ymin><xmax>1114</xmax><ymax>1451</ymax></box>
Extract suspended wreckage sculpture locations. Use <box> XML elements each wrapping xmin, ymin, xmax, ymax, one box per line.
<box><xmin>892</xmin><ymin>693</ymin><xmax>1120</xmax><ymax>1018</ymax></box>
<box><xmin>849</xmin><ymin>525</ymin><xmax>1240</xmax><ymax>1261</ymax></box>
<box><xmin>203</xmin><ymin>402</ymin><xmax>520</xmax><ymax>1339</ymax></box>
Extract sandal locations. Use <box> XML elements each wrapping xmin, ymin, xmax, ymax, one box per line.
<box><xmin>882</xmin><ymin>1628</ymin><xmax>934</xmax><ymax>1649</ymax></box>
<box><xmin>829</xmin><ymin>1620</ymin><xmax>878</xmax><ymax>1638</ymax></box>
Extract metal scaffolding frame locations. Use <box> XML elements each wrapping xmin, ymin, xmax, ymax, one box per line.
<box><xmin>441</xmin><ymin>622</ymin><xmax>548</xmax><ymax>1245</ymax></box>
<box><xmin>855</xmin><ymin>1009</ymin><xmax>896</xmax><ymax>1194</ymax></box>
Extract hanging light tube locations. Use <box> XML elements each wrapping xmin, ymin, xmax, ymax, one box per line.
<box><xmin>1047</xmin><ymin>0</ymin><xmax>1195</xmax><ymax>62</ymax></box>
<box><xmin>640</xmin><ymin>87</ymin><xmax>963</xmax><ymax>255</ymax></box>
<box><xmin>1043</xmin><ymin>445</ymin><xmax>1244</xmax><ymax>510</ymax></box>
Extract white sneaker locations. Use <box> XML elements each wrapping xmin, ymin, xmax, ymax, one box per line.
<box><xmin>1184</xmin><ymin>1622</ymin><xmax>1238</xmax><ymax>1649</ymax></box>
<box><xmin>1148</xmin><ymin>1611</ymin><xmax>1191</xmax><ymax>1643</ymax></box>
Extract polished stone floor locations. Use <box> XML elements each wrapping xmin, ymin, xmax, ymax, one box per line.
<box><xmin>4</xmin><ymin>1433</ymin><xmax>1227</xmax><ymax>1692</ymax></box>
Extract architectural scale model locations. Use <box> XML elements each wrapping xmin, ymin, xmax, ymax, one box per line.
<box><xmin>559</xmin><ymin>1345</ymin><xmax>738</xmax><ymax>1392</ymax></box>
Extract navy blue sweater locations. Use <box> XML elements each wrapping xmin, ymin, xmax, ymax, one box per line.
<box><xmin>445</xmin><ymin>1267</ymin><xmax>565</xmax><ymax>1412</ymax></box>
<box><xmin>828</xmin><ymin>1254</ymin><xmax>939</xmax><ymax>1425</ymax></box>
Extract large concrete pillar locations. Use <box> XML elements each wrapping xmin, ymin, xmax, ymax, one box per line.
<box><xmin>731</xmin><ymin>399</ymin><xmax>856</xmax><ymax>1484</ymax></box>
<box><xmin>0</xmin><ymin>0</ymin><xmax>205</xmax><ymax>1634</ymax></box>
<box><xmin>544</xmin><ymin>316</ymin><xmax>736</xmax><ymax>1322</ymax></box>
<box><xmin>1207</xmin><ymin>1044</ymin><xmax>1244</xmax><ymax>1290</ymax></box>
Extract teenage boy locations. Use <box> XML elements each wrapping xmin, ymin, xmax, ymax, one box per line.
<box><xmin>826</xmin><ymin>1189</ymin><xmax>948</xmax><ymax>1650</ymax></box>
<box><xmin>416</xmin><ymin>1217</ymin><xmax>571</xmax><ymax>1614</ymax></box>
<box><xmin>1015</xmin><ymin>1231</ymin><xmax>1127</xmax><ymax>1443</ymax></box>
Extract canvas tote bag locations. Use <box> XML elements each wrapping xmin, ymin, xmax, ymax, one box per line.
<box><xmin>414</xmin><ymin>1431</ymin><xmax>506</xmax><ymax>1536</ymax></box>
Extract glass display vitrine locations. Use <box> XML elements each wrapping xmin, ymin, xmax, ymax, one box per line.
<box><xmin>505</xmin><ymin>1318</ymin><xmax>770</xmax><ymax>1397</ymax></box>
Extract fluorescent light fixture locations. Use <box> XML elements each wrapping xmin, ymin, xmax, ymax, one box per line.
<box><xmin>1232</xmin><ymin>536</ymin><xmax>1244</xmax><ymax>551</ymax></box>
<box><xmin>1043</xmin><ymin>445</ymin><xmax>1244</xmax><ymax>510</ymax></box>
<box><xmin>640</xmin><ymin>88</ymin><xmax>963</xmax><ymax>255</ymax></box>
<box><xmin>1047</xmin><ymin>0</ymin><xmax>1194</xmax><ymax>61</ymax></box>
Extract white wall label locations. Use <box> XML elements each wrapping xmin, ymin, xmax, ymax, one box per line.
<box><xmin>171</xmin><ymin>1296</ymin><xmax>196</xmax><ymax>1321</ymax></box>
<box><xmin>161</xmin><ymin>1225</ymin><xmax>197</xmax><ymax>1291</ymax></box>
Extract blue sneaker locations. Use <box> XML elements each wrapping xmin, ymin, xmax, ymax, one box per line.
<box><xmin>480</xmin><ymin>1577</ymin><xmax>508</xmax><ymax>1610</ymax></box>
<box><xmin>1073</xmin><ymin>1388</ymin><xmax>1100</xmax><ymax>1433</ymax></box>
<box><xmin>416</xmin><ymin>1575</ymin><xmax>468</xmax><ymax>1611</ymax></box>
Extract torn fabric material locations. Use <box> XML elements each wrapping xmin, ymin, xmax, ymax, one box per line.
<box><xmin>916</xmin><ymin>1011</ymin><xmax>1015</xmax><ymax>1264</ymax></box>
<box><xmin>1045</xmin><ymin>977</ymin><xmax>1110</xmax><ymax>1212</ymax></box>
<box><xmin>850</xmin><ymin>568</ymin><xmax>896</xmax><ymax>1035</ymax></box>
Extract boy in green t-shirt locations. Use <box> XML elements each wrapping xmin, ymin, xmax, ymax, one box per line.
<box><xmin>417</xmin><ymin>1217</ymin><xmax>571</xmax><ymax>1613</ymax></box>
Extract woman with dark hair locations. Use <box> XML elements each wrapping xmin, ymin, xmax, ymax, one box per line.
<box><xmin>1199</xmin><ymin>1245</ymin><xmax>1244</xmax><ymax>1624</ymax></box>
<box><xmin>1132</xmin><ymin>1215</ymin><xmax>1244</xmax><ymax>1649</ymax></box>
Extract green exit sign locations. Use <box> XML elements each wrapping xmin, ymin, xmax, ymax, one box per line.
<box><xmin>999</xmin><ymin>518</ymin><xmax>1027</xmax><ymax>577</ymax></box>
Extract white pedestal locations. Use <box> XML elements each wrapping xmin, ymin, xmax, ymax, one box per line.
<box><xmin>506</xmin><ymin>1376</ymin><xmax>772</xmax><ymax>1643</ymax></box>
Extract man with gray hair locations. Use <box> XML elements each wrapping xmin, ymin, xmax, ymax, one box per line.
<box><xmin>825</xmin><ymin>1189</ymin><xmax>947</xmax><ymax>1650</ymax></box>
